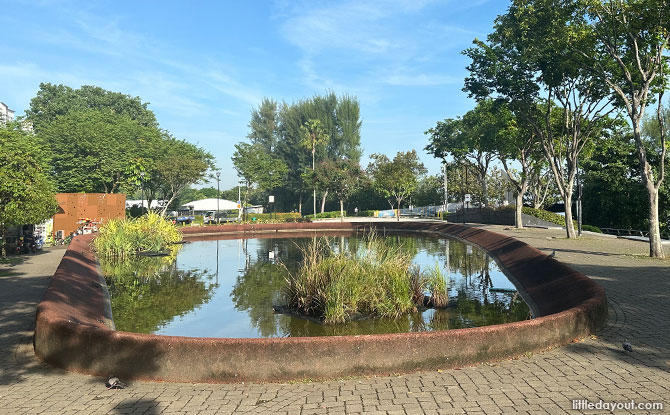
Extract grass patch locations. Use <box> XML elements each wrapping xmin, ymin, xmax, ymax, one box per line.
<box><xmin>94</xmin><ymin>212</ymin><xmax>182</xmax><ymax>259</ymax></box>
<box><xmin>281</xmin><ymin>234</ymin><xmax>449</xmax><ymax>324</ymax></box>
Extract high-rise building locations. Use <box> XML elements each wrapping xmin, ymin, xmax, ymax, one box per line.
<box><xmin>0</xmin><ymin>101</ymin><xmax>15</xmax><ymax>124</ymax></box>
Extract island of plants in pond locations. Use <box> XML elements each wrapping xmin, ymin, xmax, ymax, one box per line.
<box><xmin>98</xmin><ymin>228</ymin><xmax>531</xmax><ymax>337</ymax></box>
<box><xmin>280</xmin><ymin>234</ymin><xmax>448</xmax><ymax>324</ymax></box>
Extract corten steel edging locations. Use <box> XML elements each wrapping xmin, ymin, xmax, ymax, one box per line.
<box><xmin>34</xmin><ymin>222</ymin><xmax>608</xmax><ymax>383</ymax></box>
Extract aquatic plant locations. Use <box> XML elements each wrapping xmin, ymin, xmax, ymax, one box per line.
<box><xmin>282</xmin><ymin>234</ymin><xmax>450</xmax><ymax>324</ymax></box>
<box><xmin>94</xmin><ymin>212</ymin><xmax>182</xmax><ymax>259</ymax></box>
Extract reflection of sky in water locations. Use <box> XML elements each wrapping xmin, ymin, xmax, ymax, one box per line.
<box><xmin>150</xmin><ymin>236</ymin><xmax>528</xmax><ymax>338</ymax></box>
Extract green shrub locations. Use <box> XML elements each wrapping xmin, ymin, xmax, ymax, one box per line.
<box><xmin>312</xmin><ymin>211</ymin><xmax>344</xmax><ymax>219</ymax></box>
<box><xmin>521</xmin><ymin>207</ymin><xmax>572</xmax><ymax>227</ymax></box>
<box><xmin>282</xmin><ymin>234</ymin><xmax>448</xmax><ymax>324</ymax></box>
<box><xmin>242</xmin><ymin>212</ymin><xmax>304</xmax><ymax>224</ymax></box>
<box><xmin>94</xmin><ymin>212</ymin><xmax>182</xmax><ymax>259</ymax></box>
<box><xmin>581</xmin><ymin>224</ymin><xmax>602</xmax><ymax>233</ymax></box>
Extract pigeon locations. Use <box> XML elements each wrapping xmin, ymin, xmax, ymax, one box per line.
<box><xmin>622</xmin><ymin>340</ymin><xmax>633</xmax><ymax>352</ymax></box>
<box><xmin>105</xmin><ymin>376</ymin><xmax>125</xmax><ymax>389</ymax></box>
<box><xmin>548</xmin><ymin>250</ymin><xmax>556</xmax><ymax>258</ymax></box>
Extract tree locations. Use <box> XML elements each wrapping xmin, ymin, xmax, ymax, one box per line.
<box><xmin>0</xmin><ymin>124</ymin><xmax>58</xmax><ymax>256</ymax></box>
<box><xmin>39</xmin><ymin>109</ymin><xmax>161</xmax><ymax>193</ymax></box>
<box><xmin>463</xmin><ymin>2</ymin><xmax>616</xmax><ymax>238</ymax></box>
<box><xmin>413</xmin><ymin>175</ymin><xmax>445</xmax><ymax>207</ymax></box>
<box><xmin>425</xmin><ymin>110</ymin><xmax>496</xmax><ymax>208</ymax></box>
<box><xmin>368</xmin><ymin>151</ymin><xmax>427</xmax><ymax>221</ymax></box>
<box><xmin>247</xmin><ymin>98</ymin><xmax>279</xmax><ymax>153</ymax></box>
<box><xmin>152</xmin><ymin>135</ymin><xmax>215</xmax><ymax>215</ymax></box>
<box><xmin>26</xmin><ymin>83</ymin><xmax>157</xmax><ymax>133</ymax></box>
<box><xmin>572</xmin><ymin>0</ymin><xmax>670</xmax><ymax>256</ymax></box>
<box><xmin>232</xmin><ymin>143</ymin><xmax>287</xmax><ymax>211</ymax></box>
<box><xmin>300</xmin><ymin>119</ymin><xmax>330</xmax><ymax>218</ymax></box>
<box><xmin>304</xmin><ymin>159</ymin><xmax>362</xmax><ymax>220</ymax></box>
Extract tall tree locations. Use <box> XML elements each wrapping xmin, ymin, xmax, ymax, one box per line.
<box><xmin>425</xmin><ymin>105</ymin><xmax>497</xmax><ymax>208</ymax></box>
<box><xmin>26</xmin><ymin>83</ymin><xmax>157</xmax><ymax>133</ymax></box>
<box><xmin>572</xmin><ymin>0</ymin><xmax>670</xmax><ymax>257</ymax></box>
<box><xmin>247</xmin><ymin>98</ymin><xmax>279</xmax><ymax>153</ymax></box>
<box><xmin>39</xmin><ymin>109</ymin><xmax>160</xmax><ymax>193</ymax></box>
<box><xmin>300</xmin><ymin>119</ymin><xmax>330</xmax><ymax>217</ymax></box>
<box><xmin>232</xmin><ymin>142</ymin><xmax>287</xmax><ymax>213</ymax></box>
<box><xmin>463</xmin><ymin>2</ymin><xmax>615</xmax><ymax>238</ymax></box>
<box><xmin>153</xmin><ymin>135</ymin><xmax>215</xmax><ymax>214</ymax></box>
<box><xmin>368</xmin><ymin>151</ymin><xmax>427</xmax><ymax>221</ymax></box>
<box><xmin>0</xmin><ymin>124</ymin><xmax>58</xmax><ymax>256</ymax></box>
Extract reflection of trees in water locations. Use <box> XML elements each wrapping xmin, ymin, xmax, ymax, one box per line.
<box><xmin>102</xmin><ymin>256</ymin><xmax>216</xmax><ymax>333</ymax></box>
<box><xmin>229</xmin><ymin>260</ymin><xmax>289</xmax><ymax>337</ymax></box>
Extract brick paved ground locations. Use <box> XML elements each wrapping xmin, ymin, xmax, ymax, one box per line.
<box><xmin>1</xmin><ymin>224</ymin><xmax>668</xmax><ymax>414</ymax></box>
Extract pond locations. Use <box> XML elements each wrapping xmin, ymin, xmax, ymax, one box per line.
<box><xmin>102</xmin><ymin>233</ymin><xmax>532</xmax><ymax>338</ymax></box>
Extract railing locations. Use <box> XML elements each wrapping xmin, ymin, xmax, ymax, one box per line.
<box><xmin>599</xmin><ymin>227</ymin><xmax>670</xmax><ymax>240</ymax></box>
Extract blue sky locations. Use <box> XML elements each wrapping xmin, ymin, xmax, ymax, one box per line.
<box><xmin>1</xmin><ymin>0</ymin><xmax>508</xmax><ymax>189</ymax></box>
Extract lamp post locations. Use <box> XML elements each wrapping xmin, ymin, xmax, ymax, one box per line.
<box><xmin>443</xmin><ymin>163</ymin><xmax>448</xmax><ymax>221</ymax></box>
<box><xmin>576</xmin><ymin>159</ymin><xmax>582</xmax><ymax>236</ymax></box>
<box><xmin>237</xmin><ymin>178</ymin><xmax>243</xmax><ymax>221</ymax></box>
<box><xmin>140</xmin><ymin>171</ymin><xmax>145</xmax><ymax>215</ymax></box>
<box><xmin>216</xmin><ymin>172</ymin><xmax>220</xmax><ymax>225</ymax></box>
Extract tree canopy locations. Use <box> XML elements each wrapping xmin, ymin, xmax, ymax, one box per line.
<box><xmin>0</xmin><ymin>124</ymin><xmax>58</xmax><ymax>255</ymax></box>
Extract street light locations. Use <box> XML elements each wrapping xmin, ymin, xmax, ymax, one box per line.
<box><xmin>140</xmin><ymin>171</ymin><xmax>146</xmax><ymax>215</ymax></box>
<box><xmin>216</xmin><ymin>172</ymin><xmax>220</xmax><ymax>225</ymax></box>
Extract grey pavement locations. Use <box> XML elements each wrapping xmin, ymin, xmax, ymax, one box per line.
<box><xmin>1</xmin><ymin>224</ymin><xmax>669</xmax><ymax>414</ymax></box>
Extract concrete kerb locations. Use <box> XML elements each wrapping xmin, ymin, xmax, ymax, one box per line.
<box><xmin>33</xmin><ymin>220</ymin><xmax>608</xmax><ymax>383</ymax></box>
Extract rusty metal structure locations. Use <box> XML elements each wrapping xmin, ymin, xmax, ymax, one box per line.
<box><xmin>52</xmin><ymin>193</ymin><xmax>125</xmax><ymax>240</ymax></box>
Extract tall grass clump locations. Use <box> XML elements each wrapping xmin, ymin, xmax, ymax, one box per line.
<box><xmin>94</xmin><ymin>212</ymin><xmax>182</xmax><ymax>259</ymax></box>
<box><xmin>282</xmin><ymin>234</ymin><xmax>449</xmax><ymax>324</ymax></box>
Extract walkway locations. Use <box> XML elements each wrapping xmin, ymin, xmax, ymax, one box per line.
<box><xmin>0</xmin><ymin>224</ymin><xmax>668</xmax><ymax>414</ymax></box>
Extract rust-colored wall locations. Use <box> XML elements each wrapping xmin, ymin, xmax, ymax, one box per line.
<box><xmin>34</xmin><ymin>222</ymin><xmax>608</xmax><ymax>383</ymax></box>
<box><xmin>52</xmin><ymin>193</ymin><xmax>125</xmax><ymax>238</ymax></box>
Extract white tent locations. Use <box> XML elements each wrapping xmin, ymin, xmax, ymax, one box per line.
<box><xmin>180</xmin><ymin>198</ymin><xmax>239</xmax><ymax>214</ymax></box>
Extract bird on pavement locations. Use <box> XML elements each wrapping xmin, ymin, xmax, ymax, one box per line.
<box><xmin>622</xmin><ymin>340</ymin><xmax>633</xmax><ymax>352</ymax></box>
<box><xmin>548</xmin><ymin>250</ymin><xmax>556</xmax><ymax>258</ymax></box>
<box><xmin>105</xmin><ymin>376</ymin><xmax>125</xmax><ymax>389</ymax></box>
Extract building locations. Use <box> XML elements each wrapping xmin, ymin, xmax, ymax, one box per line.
<box><xmin>0</xmin><ymin>101</ymin><xmax>15</xmax><ymax>124</ymax></box>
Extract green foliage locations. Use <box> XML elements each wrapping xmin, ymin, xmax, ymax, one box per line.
<box><xmin>26</xmin><ymin>84</ymin><xmax>214</xmax><ymax>203</ymax></box>
<box><xmin>236</xmin><ymin>93</ymin><xmax>363</xmax><ymax>213</ymax></box>
<box><xmin>26</xmin><ymin>83</ymin><xmax>158</xmax><ymax>134</ymax></box>
<box><xmin>0</xmin><ymin>124</ymin><xmax>58</xmax><ymax>251</ymax></box>
<box><xmin>94</xmin><ymin>212</ymin><xmax>182</xmax><ymax>259</ymax></box>
<box><xmin>581</xmin><ymin>224</ymin><xmax>602</xmax><ymax>233</ymax></box>
<box><xmin>39</xmin><ymin>109</ymin><xmax>161</xmax><ymax>193</ymax></box>
<box><xmin>242</xmin><ymin>212</ymin><xmax>306</xmax><ymax>224</ymax></box>
<box><xmin>282</xmin><ymin>235</ymin><xmax>449</xmax><ymax>324</ymax></box>
<box><xmin>151</xmin><ymin>134</ymin><xmax>215</xmax><ymax>212</ymax></box>
<box><xmin>103</xmin><ymin>257</ymin><xmax>214</xmax><ymax>333</ymax></box>
<box><xmin>368</xmin><ymin>151</ymin><xmax>426</xmax><ymax>213</ymax></box>
<box><xmin>521</xmin><ymin>207</ymin><xmax>569</xmax><ymax>227</ymax></box>
<box><xmin>232</xmin><ymin>142</ymin><xmax>287</xmax><ymax>192</ymax></box>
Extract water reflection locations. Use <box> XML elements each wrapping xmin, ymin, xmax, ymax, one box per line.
<box><xmin>103</xmin><ymin>234</ymin><xmax>530</xmax><ymax>338</ymax></box>
<box><xmin>102</xmin><ymin>254</ymin><xmax>216</xmax><ymax>334</ymax></box>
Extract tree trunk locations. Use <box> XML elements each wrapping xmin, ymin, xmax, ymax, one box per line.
<box><xmin>340</xmin><ymin>199</ymin><xmax>344</xmax><ymax>222</ymax></box>
<box><xmin>1</xmin><ymin>226</ymin><xmax>6</xmax><ymax>258</ymax></box>
<box><xmin>320</xmin><ymin>190</ymin><xmax>328</xmax><ymax>214</ymax></box>
<box><xmin>515</xmin><ymin>192</ymin><xmax>524</xmax><ymax>229</ymax></box>
<box><xmin>646</xmin><ymin>185</ymin><xmax>664</xmax><ymax>258</ymax></box>
<box><xmin>563</xmin><ymin>192</ymin><xmax>576</xmax><ymax>239</ymax></box>
<box><xmin>298</xmin><ymin>193</ymin><xmax>302</xmax><ymax>215</ymax></box>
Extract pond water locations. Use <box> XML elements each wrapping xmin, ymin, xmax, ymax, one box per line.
<box><xmin>103</xmin><ymin>233</ymin><xmax>532</xmax><ymax>338</ymax></box>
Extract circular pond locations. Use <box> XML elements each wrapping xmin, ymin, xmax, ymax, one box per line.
<box><xmin>103</xmin><ymin>233</ymin><xmax>532</xmax><ymax>338</ymax></box>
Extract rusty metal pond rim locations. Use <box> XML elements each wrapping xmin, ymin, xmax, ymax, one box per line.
<box><xmin>34</xmin><ymin>221</ymin><xmax>608</xmax><ymax>383</ymax></box>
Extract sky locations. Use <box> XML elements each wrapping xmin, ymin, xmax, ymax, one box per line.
<box><xmin>1</xmin><ymin>0</ymin><xmax>509</xmax><ymax>189</ymax></box>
